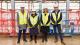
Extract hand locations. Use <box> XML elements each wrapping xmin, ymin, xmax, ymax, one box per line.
<box><xmin>43</xmin><ymin>24</ymin><xmax>46</xmax><ymax>26</ymax></box>
<box><xmin>18</xmin><ymin>25</ymin><xmax>20</xmax><ymax>27</ymax></box>
<box><xmin>33</xmin><ymin>26</ymin><xmax>36</xmax><ymax>28</ymax></box>
<box><xmin>55</xmin><ymin>22</ymin><xmax>57</xmax><ymax>25</ymax></box>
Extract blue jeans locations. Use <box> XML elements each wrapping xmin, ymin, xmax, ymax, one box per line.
<box><xmin>18</xmin><ymin>29</ymin><xmax>27</xmax><ymax>42</ymax></box>
<box><xmin>53</xmin><ymin>24</ymin><xmax>63</xmax><ymax>41</ymax></box>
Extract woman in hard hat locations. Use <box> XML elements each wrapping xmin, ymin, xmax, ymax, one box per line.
<box><xmin>28</xmin><ymin>10</ymin><xmax>39</xmax><ymax>43</ymax></box>
<box><xmin>40</xmin><ymin>8</ymin><xmax>50</xmax><ymax>43</ymax></box>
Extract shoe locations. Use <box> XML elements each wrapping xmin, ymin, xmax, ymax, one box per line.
<box><xmin>17</xmin><ymin>41</ymin><xmax>20</xmax><ymax>44</ymax></box>
<box><xmin>54</xmin><ymin>40</ymin><xmax>58</xmax><ymax>43</ymax></box>
<box><xmin>35</xmin><ymin>40</ymin><xmax>37</xmax><ymax>43</ymax></box>
<box><xmin>30</xmin><ymin>39</ymin><xmax>32</xmax><ymax>42</ymax></box>
<box><xmin>42</xmin><ymin>39</ymin><xmax>44</xmax><ymax>43</ymax></box>
<box><xmin>45</xmin><ymin>39</ymin><xmax>48</xmax><ymax>42</ymax></box>
<box><xmin>24</xmin><ymin>40</ymin><xmax>27</xmax><ymax>42</ymax></box>
<box><xmin>61</xmin><ymin>41</ymin><xmax>66</xmax><ymax>45</ymax></box>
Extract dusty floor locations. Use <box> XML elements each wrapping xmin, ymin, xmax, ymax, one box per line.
<box><xmin>0</xmin><ymin>35</ymin><xmax>80</xmax><ymax>45</ymax></box>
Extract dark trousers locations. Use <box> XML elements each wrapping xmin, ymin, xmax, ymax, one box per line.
<box><xmin>30</xmin><ymin>27</ymin><xmax>38</xmax><ymax>42</ymax></box>
<box><xmin>53</xmin><ymin>24</ymin><xmax>63</xmax><ymax>42</ymax></box>
<box><xmin>30</xmin><ymin>35</ymin><xmax>37</xmax><ymax>43</ymax></box>
<box><xmin>40</xmin><ymin>26</ymin><xmax>49</xmax><ymax>42</ymax></box>
<box><xmin>18</xmin><ymin>29</ymin><xmax>27</xmax><ymax>42</ymax></box>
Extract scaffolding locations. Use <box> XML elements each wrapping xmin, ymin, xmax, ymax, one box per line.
<box><xmin>0</xmin><ymin>0</ymin><xmax>80</xmax><ymax>36</ymax></box>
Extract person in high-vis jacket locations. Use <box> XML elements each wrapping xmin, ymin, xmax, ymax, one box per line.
<box><xmin>28</xmin><ymin>10</ymin><xmax>39</xmax><ymax>43</ymax></box>
<box><xmin>17</xmin><ymin>7</ymin><xmax>28</xmax><ymax>43</ymax></box>
<box><xmin>51</xmin><ymin>5</ymin><xmax>65</xmax><ymax>45</ymax></box>
<box><xmin>40</xmin><ymin>8</ymin><xmax>50</xmax><ymax>42</ymax></box>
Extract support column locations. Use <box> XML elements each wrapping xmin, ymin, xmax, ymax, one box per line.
<box><xmin>10</xmin><ymin>0</ymin><xmax>16</xmax><ymax>36</ymax></box>
<box><xmin>37</xmin><ymin>0</ymin><xmax>42</xmax><ymax>16</ymax></box>
<box><xmin>11</xmin><ymin>0</ymin><xmax>15</xmax><ymax>10</ymax></box>
<box><xmin>66</xmin><ymin>0</ymin><xmax>70</xmax><ymax>20</ymax></box>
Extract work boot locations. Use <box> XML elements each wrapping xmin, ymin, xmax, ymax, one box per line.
<box><xmin>35</xmin><ymin>40</ymin><xmax>37</xmax><ymax>43</ymax></box>
<box><xmin>23</xmin><ymin>39</ymin><xmax>27</xmax><ymax>42</ymax></box>
<box><xmin>17</xmin><ymin>40</ymin><xmax>20</xmax><ymax>44</ymax></box>
<box><xmin>61</xmin><ymin>41</ymin><xmax>66</xmax><ymax>45</ymax></box>
<box><xmin>42</xmin><ymin>39</ymin><xmax>44</xmax><ymax>43</ymax></box>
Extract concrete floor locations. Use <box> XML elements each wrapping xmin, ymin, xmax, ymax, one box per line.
<box><xmin>0</xmin><ymin>35</ymin><xmax>80</xmax><ymax>45</ymax></box>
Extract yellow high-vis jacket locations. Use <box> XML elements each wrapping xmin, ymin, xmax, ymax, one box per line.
<box><xmin>40</xmin><ymin>13</ymin><xmax>50</xmax><ymax>26</ymax></box>
<box><xmin>28</xmin><ymin>15</ymin><xmax>39</xmax><ymax>28</ymax></box>
<box><xmin>51</xmin><ymin>10</ymin><xmax>62</xmax><ymax>25</ymax></box>
<box><xmin>18</xmin><ymin>10</ymin><xmax>28</xmax><ymax>25</ymax></box>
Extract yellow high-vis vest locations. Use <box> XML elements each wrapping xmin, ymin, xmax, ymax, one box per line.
<box><xmin>52</xmin><ymin>12</ymin><xmax>61</xmax><ymax>24</ymax></box>
<box><xmin>41</xmin><ymin>13</ymin><xmax>50</xmax><ymax>26</ymax></box>
<box><xmin>30</xmin><ymin>15</ymin><xmax>38</xmax><ymax>27</ymax></box>
<box><xmin>19</xmin><ymin>11</ymin><xmax>27</xmax><ymax>25</ymax></box>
